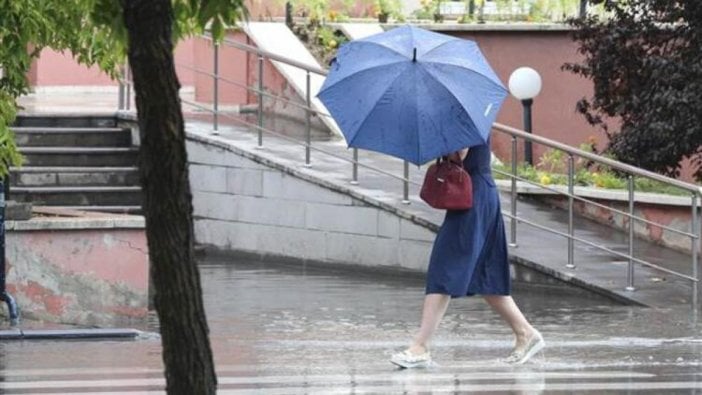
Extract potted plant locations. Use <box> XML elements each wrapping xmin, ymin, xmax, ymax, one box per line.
<box><xmin>433</xmin><ymin>0</ymin><xmax>444</xmax><ymax>22</ymax></box>
<box><xmin>375</xmin><ymin>0</ymin><xmax>401</xmax><ymax>23</ymax></box>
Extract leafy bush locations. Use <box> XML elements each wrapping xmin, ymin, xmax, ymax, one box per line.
<box><xmin>565</xmin><ymin>0</ymin><xmax>702</xmax><ymax>182</ymax></box>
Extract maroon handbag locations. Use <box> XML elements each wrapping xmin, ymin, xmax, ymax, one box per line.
<box><xmin>420</xmin><ymin>156</ymin><xmax>473</xmax><ymax>210</ymax></box>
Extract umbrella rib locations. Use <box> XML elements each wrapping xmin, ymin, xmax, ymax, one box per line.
<box><xmin>422</xmin><ymin>61</ymin><xmax>506</xmax><ymax>92</ymax></box>
<box><xmin>317</xmin><ymin>60</ymin><xmax>407</xmax><ymax>97</ymax></box>
<box><xmin>420</xmin><ymin>37</ymin><xmax>462</xmax><ymax>58</ymax></box>
<box><xmin>357</xmin><ymin>40</ymin><xmax>411</xmax><ymax>60</ymax></box>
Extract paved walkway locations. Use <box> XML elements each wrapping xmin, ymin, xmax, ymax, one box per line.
<box><xmin>16</xmin><ymin>92</ymin><xmax>697</xmax><ymax>309</ymax></box>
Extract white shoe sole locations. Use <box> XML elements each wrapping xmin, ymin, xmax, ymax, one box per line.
<box><xmin>512</xmin><ymin>337</ymin><xmax>545</xmax><ymax>365</ymax></box>
<box><xmin>390</xmin><ymin>358</ymin><xmax>432</xmax><ymax>369</ymax></box>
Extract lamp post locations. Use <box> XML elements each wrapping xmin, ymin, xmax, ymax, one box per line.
<box><xmin>508</xmin><ymin>67</ymin><xmax>542</xmax><ymax>166</ymax></box>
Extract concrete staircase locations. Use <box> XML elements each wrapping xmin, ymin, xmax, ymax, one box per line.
<box><xmin>10</xmin><ymin>115</ymin><xmax>142</xmax><ymax>214</ymax></box>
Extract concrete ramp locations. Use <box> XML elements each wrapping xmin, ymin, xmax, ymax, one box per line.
<box><xmin>242</xmin><ymin>22</ymin><xmax>341</xmax><ymax>136</ymax></box>
<box><xmin>337</xmin><ymin>23</ymin><xmax>385</xmax><ymax>40</ymax></box>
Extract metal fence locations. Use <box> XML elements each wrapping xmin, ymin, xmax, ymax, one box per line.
<box><xmin>117</xmin><ymin>32</ymin><xmax>702</xmax><ymax>310</ymax></box>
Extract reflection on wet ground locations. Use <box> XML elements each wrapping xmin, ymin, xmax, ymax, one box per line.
<box><xmin>0</xmin><ymin>256</ymin><xmax>700</xmax><ymax>393</ymax></box>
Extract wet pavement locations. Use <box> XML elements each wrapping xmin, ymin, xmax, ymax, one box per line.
<box><xmin>1</xmin><ymin>256</ymin><xmax>701</xmax><ymax>394</ymax></box>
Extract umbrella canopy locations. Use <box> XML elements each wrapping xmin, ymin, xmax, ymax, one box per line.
<box><xmin>318</xmin><ymin>25</ymin><xmax>507</xmax><ymax>165</ymax></box>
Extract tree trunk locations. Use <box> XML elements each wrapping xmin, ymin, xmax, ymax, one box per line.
<box><xmin>121</xmin><ymin>1</ymin><xmax>217</xmax><ymax>393</ymax></box>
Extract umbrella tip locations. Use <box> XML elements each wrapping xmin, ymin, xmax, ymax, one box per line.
<box><xmin>413</xmin><ymin>48</ymin><xmax>417</xmax><ymax>62</ymax></box>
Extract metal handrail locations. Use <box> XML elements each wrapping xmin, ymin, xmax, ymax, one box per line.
<box><xmin>181</xmin><ymin>97</ymin><xmax>420</xmax><ymax>185</ymax></box>
<box><xmin>205</xmin><ymin>34</ymin><xmax>328</xmax><ymax>76</ymax></box>
<box><xmin>177</xmin><ymin>62</ymin><xmax>335</xmax><ymax>119</ymax></box>
<box><xmin>493</xmin><ymin>123</ymin><xmax>702</xmax><ymax>195</ymax></box>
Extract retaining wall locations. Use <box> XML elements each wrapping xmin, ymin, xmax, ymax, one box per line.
<box><xmin>188</xmin><ymin>138</ymin><xmax>436</xmax><ymax>272</ymax></box>
<box><xmin>4</xmin><ymin>214</ymin><xmax>149</xmax><ymax>326</ymax></box>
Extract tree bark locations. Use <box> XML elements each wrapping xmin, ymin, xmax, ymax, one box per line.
<box><xmin>121</xmin><ymin>1</ymin><xmax>217</xmax><ymax>393</ymax></box>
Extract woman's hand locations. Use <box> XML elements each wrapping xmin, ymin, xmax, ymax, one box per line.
<box><xmin>445</xmin><ymin>148</ymin><xmax>469</xmax><ymax>163</ymax></box>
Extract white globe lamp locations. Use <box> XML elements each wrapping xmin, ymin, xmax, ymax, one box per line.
<box><xmin>508</xmin><ymin>67</ymin><xmax>542</xmax><ymax>165</ymax></box>
<box><xmin>508</xmin><ymin>67</ymin><xmax>542</xmax><ymax>101</ymax></box>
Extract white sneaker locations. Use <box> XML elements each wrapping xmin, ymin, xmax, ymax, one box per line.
<box><xmin>505</xmin><ymin>331</ymin><xmax>545</xmax><ymax>365</ymax></box>
<box><xmin>390</xmin><ymin>349</ymin><xmax>432</xmax><ymax>369</ymax></box>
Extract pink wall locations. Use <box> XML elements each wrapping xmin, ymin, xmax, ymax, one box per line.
<box><xmin>194</xmin><ymin>33</ymin><xmax>250</xmax><ymax>104</ymax></box>
<box><xmin>6</xmin><ymin>227</ymin><xmax>149</xmax><ymax>326</ymax></box>
<box><xmin>442</xmin><ymin>30</ymin><xmax>599</xmax><ymax>166</ymax></box>
<box><xmin>29</xmin><ymin>38</ymin><xmax>197</xmax><ymax>87</ymax></box>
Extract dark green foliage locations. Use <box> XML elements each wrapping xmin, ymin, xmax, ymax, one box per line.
<box><xmin>564</xmin><ymin>0</ymin><xmax>702</xmax><ymax>181</ymax></box>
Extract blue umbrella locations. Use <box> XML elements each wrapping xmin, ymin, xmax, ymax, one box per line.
<box><xmin>317</xmin><ymin>25</ymin><xmax>507</xmax><ymax>165</ymax></box>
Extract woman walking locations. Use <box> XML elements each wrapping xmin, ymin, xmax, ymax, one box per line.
<box><xmin>391</xmin><ymin>140</ymin><xmax>544</xmax><ymax>368</ymax></box>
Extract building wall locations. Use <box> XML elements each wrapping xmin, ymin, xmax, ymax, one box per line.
<box><xmin>28</xmin><ymin>38</ymin><xmax>197</xmax><ymax>89</ymax></box>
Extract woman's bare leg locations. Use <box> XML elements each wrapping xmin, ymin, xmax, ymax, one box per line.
<box><xmin>483</xmin><ymin>295</ymin><xmax>538</xmax><ymax>348</ymax></box>
<box><xmin>407</xmin><ymin>293</ymin><xmax>451</xmax><ymax>354</ymax></box>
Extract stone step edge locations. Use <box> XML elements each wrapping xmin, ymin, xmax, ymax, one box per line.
<box><xmin>19</xmin><ymin>147</ymin><xmax>138</xmax><ymax>153</ymax></box>
<box><xmin>11</xmin><ymin>166</ymin><xmax>139</xmax><ymax>173</ymax></box>
<box><xmin>11</xmin><ymin>127</ymin><xmax>127</xmax><ymax>133</ymax></box>
<box><xmin>47</xmin><ymin>205</ymin><xmax>142</xmax><ymax>213</ymax></box>
<box><xmin>11</xmin><ymin>186</ymin><xmax>141</xmax><ymax>193</ymax></box>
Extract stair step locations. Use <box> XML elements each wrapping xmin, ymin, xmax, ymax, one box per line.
<box><xmin>19</xmin><ymin>147</ymin><xmax>138</xmax><ymax>167</ymax></box>
<box><xmin>14</xmin><ymin>115</ymin><xmax>117</xmax><ymax>128</ymax></box>
<box><xmin>60</xmin><ymin>206</ymin><xmax>142</xmax><ymax>215</ymax></box>
<box><xmin>12</xmin><ymin>127</ymin><xmax>131</xmax><ymax>147</ymax></box>
<box><xmin>11</xmin><ymin>186</ymin><xmax>141</xmax><ymax>193</ymax></box>
<box><xmin>10</xmin><ymin>186</ymin><xmax>142</xmax><ymax>206</ymax></box>
<box><xmin>10</xmin><ymin>166</ymin><xmax>139</xmax><ymax>172</ymax></box>
<box><xmin>10</xmin><ymin>166</ymin><xmax>140</xmax><ymax>187</ymax></box>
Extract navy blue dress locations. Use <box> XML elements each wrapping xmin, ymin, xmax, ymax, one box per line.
<box><xmin>425</xmin><ymin>140</ymin><xmax>511</xmax><ymax>297</ymax></box>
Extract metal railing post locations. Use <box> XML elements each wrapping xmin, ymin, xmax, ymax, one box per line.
<box><xmin>125</xmin><ymin>66</ymin><xmax>131</xmax><ymax>111</ymax></box>
<box><xmin>305</xmin><ymin>71</ymin><xmax>311</xmax><ymax>167</ymax></box>
<box><xmin>257</xmin><ymin>56</ymin><xmax>264</xmax><ymax>148</ymax></box>
<box><xmin>118</xmin><ymin>65</ymin><xmax>126</xmax><ymax>111</ymax></box>
<box><xmin>402</xmin><ymin>161</ymin><xmax>410</xmax><ymax>204</ymax></box>
<box><xmin>626</xmin><ymin>176</ymin><xmax>636</xmax><ymax>291</ymax></box>
<box><xmin>509</xmin><ymin>136</ymin><xmax>518</xmax><ymax>247</ymax></box>
<box><xmin>212</xmin><ymin>43</ymin><xmax>220</xmax><ymax>134</ymax></box>
<box><xmin>350</xmin><ymin>148</ymin><xmax>359</xmax><ymax>185</ymax></box>
<box><xmin>566</xmin><ymin>155</ymin><xmax>575</xmax><ymax>269</ymax></box>
<box><xmin>692</xmin><ymin>193</ymin><xmax>700</xmax><ymax>310</ymax></box>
